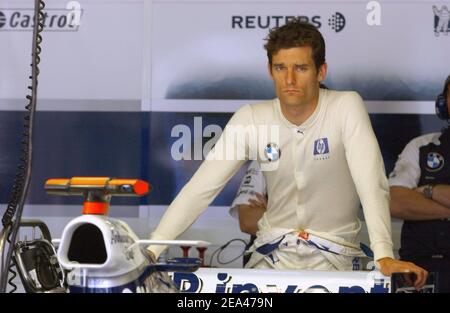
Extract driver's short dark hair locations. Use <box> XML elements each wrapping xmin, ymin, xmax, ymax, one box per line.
<box><xmin>264</xmin><ymin>18</ymin><xmax>326</xmax><ymax>71</ymax></box>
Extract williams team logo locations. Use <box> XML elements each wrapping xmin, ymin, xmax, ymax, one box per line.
<box><xmin>313</xmin><ymin>138</ymin><xmax>330</xmax><ymax>160</ymax></box>
<box><xmin>433</xmin><ymin>5</ymin><xmax>450</xmax><ymax>36</ymax></box>
<box><xmin>426</xmin><ymin>152</ymin><xmax>444</xmax><ymax>172</ymax></box>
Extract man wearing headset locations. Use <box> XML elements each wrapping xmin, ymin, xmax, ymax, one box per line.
<box><xmin>389</xmin><ymin>75</ymin><xmax>450</xmax><ymax>292</ymax></box>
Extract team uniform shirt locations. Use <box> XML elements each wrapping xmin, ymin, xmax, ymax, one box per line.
<box><xmin>389</xmin><ymin>131</ymin><xmax>450</xmax><ymax>260</ymax></box>
<box><xmin>229</xmin><ymin>161</ymin><xmax>366</xmax><ymax>270</ymax></box>
<box><xmin>229</xmin><ymin>161</ymin><xmax>266</xmax><ymax>219</ymax></box>
<box><xmin>388</xmin><ymin>133</ymin><xmax>441</xmax><ymax>189</ymax></box>
<box><xmin>149</xmin><ymin>89</ymin><xmax>394</xmax><ymax>262</ymax></box>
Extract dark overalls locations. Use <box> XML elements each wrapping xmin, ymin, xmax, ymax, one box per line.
<box><xmin>400</xmin><ymin>129</ymin><xmax>450</xmax><ymax>292</ymax></box>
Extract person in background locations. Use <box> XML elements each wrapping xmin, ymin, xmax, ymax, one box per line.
<box><xmin>389</xmin><ymin>75</ymin><xmax>450</xmax><ymax>292</ymax></box>
<box><xmin>229</xmin><ymin>161</ymin><xmax>266</xmax><ymax>266</ymax></box>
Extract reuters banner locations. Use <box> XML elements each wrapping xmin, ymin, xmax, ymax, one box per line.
<box><xmin>150</xmin><ymin>0</ymin><xmax>450</xmax><ymax>109</ymax></box>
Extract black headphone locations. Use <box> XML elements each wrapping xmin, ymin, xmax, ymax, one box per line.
<box><xmin>436</xmin><ymin>75</ymin><xmax>450</xmax><ymax>120</ymax></box>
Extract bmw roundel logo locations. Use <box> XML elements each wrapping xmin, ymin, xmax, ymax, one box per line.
<box><xmin>426</xmin><ymin>152</ymin><xmax>444</xmax><ymax>172</ymax></box>
<box><xmin>264</xmin><ymin>143</ymin><xmax>280</xmax><ymax>162</ymax></box>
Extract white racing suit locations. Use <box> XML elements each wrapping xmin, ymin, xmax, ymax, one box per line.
<box><xmin>245</xmin><ymin>227</ymin><xmax>372</xmax><ymax>271</ymax></box>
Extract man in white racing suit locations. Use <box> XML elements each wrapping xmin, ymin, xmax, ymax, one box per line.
<box><xmin>147</xmin><ymin>19</ymin><xmax>427</xmax><ymax>288</ymax></box>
